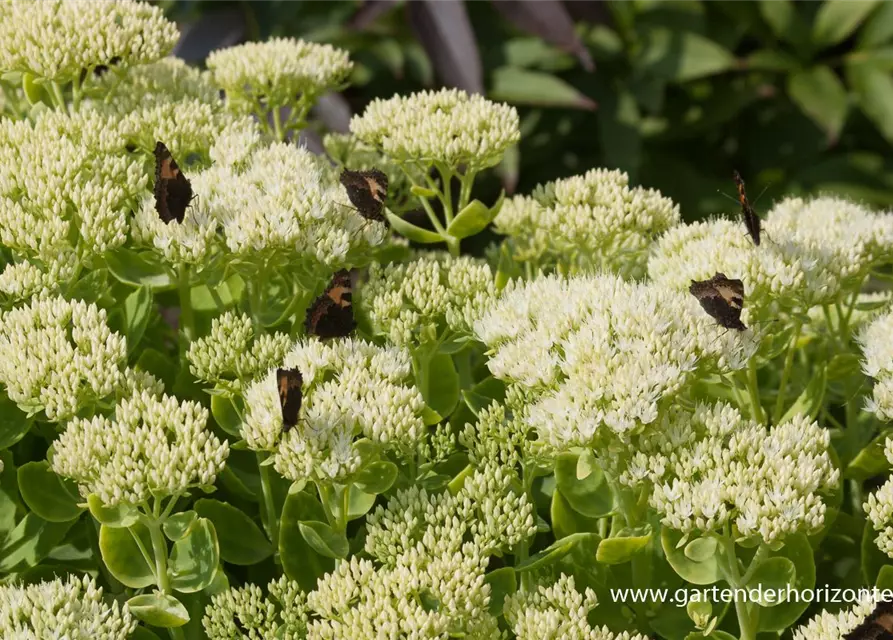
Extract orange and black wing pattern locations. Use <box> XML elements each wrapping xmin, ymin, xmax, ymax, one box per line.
<box><xmin>733</xmin><ymin>170</ymin><xmax>760</xmax><ymax>246</ymax></box>
<box><xmin>845</xmin><ymin>600</ymin><xmax>893</xmax><ymax>640</ymax></box>
<box><xmin>304</xmin><ymin>270</ymin><xmax>356</xmax><ymax>339</ymax></box>
<box><xmin>154</xmin><ymin>141</ymin><xmax>193</xmax><ymax>224</ymax></box>
<box><xmin>339</xmin><ymin>168</ymin><xmax>388</xmax><ymax>224</ymax></box>
<box><xmin>689</xmin><ymin>272</ymin><xmax>747</xmax><ymax>331</ymax></box>
<box><xmin>276</xmin><ymin>367</ymin><xmax>303</xmax><ymax>432</ymax></box>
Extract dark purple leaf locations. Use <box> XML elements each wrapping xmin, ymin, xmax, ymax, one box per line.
<box><xmin>347</xmin><ymin>0</ymin><xmax>402</xmax><ymax>30</ymax></box>
<box><xmin>492</xmin><ymin>0</ymin><xmax>594</xmax><ymax>72</ymax></box>
<box><xmin>408</xmin><ymin>0</ymin><xmax>483</xmax><ymax>94</ymax></box>
<box><xmin>312</xmin><ymin>93</ymin><xmax>353</xmax><ymax>133</ymax></box>
<box><xmin>175</xmin><ymin>8</ymin><xmax>247</xmax><ymax>64</ymax></box>
<box><xmin>563</xmin><ymin>0</ymin><xmax>612</xmax><ymax>26</ymax></box>
<box><xmin>297</xmin><ymin>129</ymin><xmax>326</xmax><ymax>156</ymax></box>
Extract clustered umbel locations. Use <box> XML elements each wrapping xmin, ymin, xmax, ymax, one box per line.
<box><xmin>53</xmin><ymin>390</ymin><xmax>229</xmax><ymax>507</ymax></box>
<box><xmin>792</xmin><ymin>595</ymin><xmax>878</xmax><ymax>640</ymax></box>
<box><xmin>495</xmin><ymin>168</ymin><xmax>680</xmax><ymax>278</ymax></box>
<box><xmin>864</xmin><ymin>437</ymin><xmax>893</xmax><ymax>557</ymax></box>
<box><xmin>623</xmin><ymin>402</ymin><xmax>838</xmax><ymax>543</ymax></box>
<box><xmin>361</xmin><ymin>252</ymin><xmax>494</xmax><ymax>347</ymax></box>
<box><xmin>504</xmin><ymin>574</ymin><xmax>650</xmax><ymax>640</ymax></box>
<box><xmin>649</xmin><ymin>196</ymin><xmax>893</xmax><ymax>312</ymax></box>
<box><xmin>859</xmin><ymin>308</ymin><xmax>893</xmax><ymax>421</ymax></box>
<box><xmin>242</xmin><ymin>338</ymin><xmax>426</xmax><ymax>480</ymax></box>
<box><xmin>188</xmin><ymin>311</ymin><xmax>292</xmax><ymax>390</ymax></box>
<box><xmin>0</xmin><ymin>296</ymin><xmax>126</xmax><ymax>420</ymax></box>
<box><xmin>350</xmin><ymin>88</ymin><xmax>520</xmax><ymax>172</ymax></box>
<box><xmin>474</xmin><ymin>273</ymin><xmax>757</xmax><ymax>449</ymax></box>
<box><xmin>0</xmin><ymin>575</ymin><xmax>136</xmax><ymax>640</ymax></box>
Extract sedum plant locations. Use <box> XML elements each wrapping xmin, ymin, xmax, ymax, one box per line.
<box><xmin>3</xmin><ymin>2</ymin><xmax>893</xmax><ymax>640</ymax></box>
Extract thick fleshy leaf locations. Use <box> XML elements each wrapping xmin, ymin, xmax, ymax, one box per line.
<box><xmin>491</xmin><ymin>67</ymin><xmax>596</xmax><ymax>110</ymax></box>
<box><xmin>684</xmin><ymin>537</ymin><xmax>718</xmax><ymax>563</ymax></box>
<box><xmin>386</xmin><ymin>210</ymin><xmax>445</xmax><ymax>244</ymax></box>
<box><xmin>87</xmin><ymin>495</ymin><xmax>140</xmax><ymax>528</ymax></box>
<box><xmin>637</xmin><ymin>28</ymin><xmax>736</xmax><ymax>83</ymax></box>
<box><xmin>596</xmin><ymin>527</ymin><xmax>652</xmax><ymax>564</ymax></box>
<box><xmin>662</xmin><ymin>528</ymin><xmax>721</xmax><ymax>585</ymax></box>
<box><xmin>0</xmin><ymin>514</ymin><xmax>76</xmax><ymax>572</ymax></box>
<box><xmin>105</xmin><ymin>248</ymin><xmax>174</xmax><ymax>291</ymax></box>
<box><xmin>353</xmin><ymin>461</ymin><xmax>398</xmax><ymax>495</ymax></box>
<box><xmin>163</xmin><ymin>511</ymin><xmax>197</xmax><ymax>541</ymax></box>
<box><xmin>98</xmin><ymin>523</ymin><xmax>155</xmax><ymax>588</ymax></box>
<box><xmin>326</xmin><ymin>484</ymin><xmax>377</xmax><ymax>522</ymax></box>
<box><xmin>554</xmin><ymin>452</ymin><xmax>612</xmax><ymax>518</ymax></box>
<box><xmin>17</xmin><ymin>461</ymin><xmax>84</xmax><ymax>523</ymax></box>
<box><xmin>407</xmin><ymin>0</ymin><xmax>483</xmax><ymax>93</ymax></box>
<box><xmin>745</xmin><ymin>556</ymin><xmax>796</xmax><ymax>607</ymax></box>
<box><xmin>491</xmin><ymin>0</ymin><xmax>593</xmax><ymax>71</ymax></box>
<box><xmin>169</xmin><ymin>518</ymin><xmax>219</xmax><ymax>593</ymax></box>
<box><xmin>414</xmin><ymin>351</ymin><xmax>460</xmax><ymax>418</ymax></box>
<box><xmin>813</xmin><ymin>0</ymin><xmax>880</xmax><ymax>48</ymax></box>
<box><xmin>485</xmin><ymin>567</ymin><xmax>517</xmax><ymax>616</ymax></box>
<box><xmin>0</xmin><ymin>392</ymin><xmax>33</xmax><ymax>450</ymax></box>
<box><xmin>787</xmin><ymin>66</ymin><xmax>848</xmax><ymax>142</ymax></box>
<box><xmin>446</xmin><ymin>200</ymin><xmax>497</xmax><ymax>239</ymax></box>
<box><xmin>194</xmin><ymin>498</ymin><xmax>272</xmax><ymax>565</ymax></box>
<box><xmin>858</xmin><ymin>1</ymin><xmax>893</xmax><ymax>48</ymax></box>
<box><xmin>279</xmin><ymin>489</ymin><xmax>334</xmax><ymax>591</ymax></box>
<box><xmin>299</xmin><ymin>520</ymin><xmax>349</xmax><ymax>559</ymax></box>
<box><xmin>779</xmin><ymin>365</ymin><xmax>826</xmax><ymax>423</ymax></box>
<box><xmin>210</xmin><ymin>394</ymin><xmax>243</xmax><ymax>437</ymax></box>
<box><xmin>847</xmin><ymin>61</ymin><xmax>893</xmax><ymax>144</ymax></box>
<box><xmin>758</xmin><ymin>534</ymin><xmax>816</xmax><ymax>630</ymax></box>
<box><xmin>123</xmin><ymin>285</ymin><xmax>153</xmax><ymax>353</ymax></box>
<box><xmin>517</xmin><ymin>532</ymin><xmax>599</xmax><ymax>573</ymax></box>
<box><xmin>127</xmin><ymin>593</ymin><xmax>190</xmax><ymax>628</ymax></box>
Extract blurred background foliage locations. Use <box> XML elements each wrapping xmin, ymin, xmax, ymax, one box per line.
<box><xmin>164</xmin><ymin>0</ymin><xmax>893</xmax><ymax>221</ymax></box>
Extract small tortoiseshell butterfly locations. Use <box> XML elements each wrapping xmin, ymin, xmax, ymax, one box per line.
<box><xmin>733</xmin><ymin>170</ymin><xmax>761</xmax><ymax>246</ymax></box>
<box><xmin>689</xmin><ymin>272</ymin><xmax>747</xmax><ymax>331</ymax></box>
<box><xmin>339</xmin><ymin>168</ymin><xmax>388</xmax><ymax>225</ymax></box>
<box><xmin>153</xmin><ymin>141</ymin><xmax>194</xmax><ymax>225</ymax></box>
<box><xmin>276</xmin><ymin>367</ymin><xmax>303</xmax><ymax>432</ymax></box>
<box><xmin>845</xmin><ymin>600</ymin><xmax>893</xmax><ymax>640</ymax></box>
<box><xmin>304</xmin><ymin>270</ymin><xmax>356</xmax><ymax>339</ymax></box>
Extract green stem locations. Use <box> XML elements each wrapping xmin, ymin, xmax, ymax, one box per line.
<box><xmin>177</xmin><ymin>265</ymin><xmax>195</xmax><ymax>350</ymax></box>
<box><xmin>257</xmin><ymin>452</ymin><xmax>280</xmax><ymax>547</ymax></box>
<box><xmin>413</xmin><ymin>181</ymin><xmax>460</xmax><ymax>257</ymax></box>
<box><xmin>772</xmin><ymin>320</ymin><xmax>802</xmax><ymax>424</ymax></box>
<box><xmin>271</xmin><ymin>105</ymin><xmax>285</xmax><ymax>142</ymax></box>
<box><xmin>719</xmin><ymin>533</ymin><xmax>758</xmax><ymax>640</ymax></box>
<box><xmin>745</xmin><ymin>359</ymin><xmax>766</xmax><ymax>425</ymax></box>
<box><xmin>71</xmin><ymin>72</ymin><xmax>82</xmax><ymax>111</ymax></box>
<box><xmin>50</xmin><ymin>81</ymin><xmax>66</xmax><ymax>110</ymax></box>
<box><xmin>458</xmin><ymin>170</ymin><xmax>477</xmax><ymax>211</ymax></box>
<box><xmin>340</xmin><ymin>485</ymin><xmax>350</xmax><ymax>534</ymax></box>
<box><xmin>148</xmin><ymin>521</ymin><xmax>171</xmax><ymax>593</ymax></box>
<box><xmin>207</xmin><ymin>284</ymin><xmax>226</xmax><ymax>312</ymax></box>
<box><xmin>434</xmin><ymin>164</ymin><xmax>455</xmax><ymax>224</ymax></box>
<box><xmin>517</xmin><ymin>463</ymin><xmax>532</xmax><ymax>592</ymax></box>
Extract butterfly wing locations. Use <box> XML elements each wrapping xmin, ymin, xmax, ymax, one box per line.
<box><xmin>153</xmin><ymin>141</ymin><xmax>193</xmax><ymax>224</ymax></box>
<box><xmin>733</xmin><ymin>170</ymin><xmax>761</xmax><ymax>246</ymax></box>
<box><xmin>304</xmin><ymin>270</ymin><xmax>356</xmax><ymax>339</ymax></box>
<box><xmin>339</xmin><ymin>168</ymin><xmax>388</xmax><ymax>222</ymax></box>
<box><xmin>276</xmin><ymin>368</ymin><xmax>303</xmax><ymax>432</ymax></box>
<box><xmin>689</xmin><ymin>274</ymin><xmax>747</xmax><ymax>331</ymax></box>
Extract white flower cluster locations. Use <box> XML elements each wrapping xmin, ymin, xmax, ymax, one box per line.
<box><xmin>53</xmin><ymin>390</ymin><xmax>229</xmax><ymax>507</ymax></box>
<box><xmin>133</xmin><ymin>135</ymin><xmax>385</xmax><ymax>267</ymax></box>
<box><xmin>505</xmin><ymin>574</ymin><xmax>647</xmax><ymax>640</ymax></box>
<box><xmin>473</xmin><ymin>273</ymin><xmax>757</xmax><ymax>449</ymax></box>
<box><xmin>365</xmin><ymin>466</ymin><xmax>537</xmax><ymax>566</ymax></box>
<box><xmin>0</xmin><ymin>575</ymin><xmax>136</xmax><ymax>640</ymax></box>
<box><xmin>649</xmin><ymin>196</ymin><xmax>893</xmax><ymax>311</ymax></box>
<box><xmin>0</xmin><ymin>296</ymin><xmax>126</xmax><ymax>421</ymax></box>
<box><xmin>203</xmin><ymin>576</ymin><xmax>308</xmax><ymax>639</ymax></box>
<box><xmin>859</xmin><ymin>309</ymin><xmax>893</xmax><ymax>421</ymax></box>
<box><xmin>242</xmin><ymin>339</ymin><xmax>426</xmax><ymax>482</ymax></box>
<box><xmin>864</xmin><ymin>438</ymin><xmax>893</xmax><ymax>557</ymax></box>
<box><xmin>207</xmin><ymin>37</ymin><xmax>353</xmax><ymax>115</ymax></box>
<box><xmin>627</xmin><ymin>403</ymin><xmax>838</xmax><ymax>543</ymax></box>
<box><xmin>350</xmin><ymin>88</ymin><xmax>520</xmax><ymax>170</ymax></box>
<box><xmin>188</xmin><ymin>311</ymin><xmax>292</xmax><ymax>388</ymax></box>
<box><xmin>0</xmin><ymin>111</ymin><xmax>147</xmax><ymax>298</ymax></box>
<box><xmin>792</xmin><ymin>595</ymin><xmax>877</xmax><ymax>640</ymax></box>
<box><xmin>495</xmin><ymin>168</ymin><xmax>680</xmax><ymax>278</ymax></box>
<box><xmin>0</xmin><ymin>0</ymin><xmax>178</xmax><ymax>82</ymax></box>
<box><xmin>361</xmin><ymin>253</ymin><xmax>494</xmax><ymax>347</ymax></box>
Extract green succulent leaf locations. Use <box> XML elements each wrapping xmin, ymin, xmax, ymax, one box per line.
<box><xmin>194</xmin><ymin>498</ymin><xmax>273</xmax><ymax>565</ymax></box>
<box><xmin>16</xmin><ymin>461</ymin><xmax>84</xmax><ymax>523</ymax></box>
<box><xmin>127</xmin><ymin>593</ymin><xmax>190</xmax><ymax>628</ymax></box>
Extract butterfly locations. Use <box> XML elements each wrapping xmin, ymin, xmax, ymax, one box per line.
<box><xmin>733</xmin><ymin>170</ymin><xmax>760</xmax><ymax>246</ymax></box>
<box><xmin>845</xmin><ymin>600</ymin><xmax>893</xmax><ymax>640</ymax></box>
<box><xmin>339</xmin><ymin>168</ymin><xmax>389</xmax><ymax>225</ymax></box>
<box><xmin>276</xmin><ymin>367</ymin><xmax>303</xmax><ymax>432</ymax></box>
<box><xmin>304</xmin><ymin>270</ymin><xmax>356</xmax><ymax>339</ymax></box>
<box><xmin>153</xmin><ymin>141</ymin><xmax>194</xmax><ymax>224</ymax></box>
<box><xmin>689</xmin><ymin>272</ymin><xmax>747</xmax><ymax>331</ymax></box>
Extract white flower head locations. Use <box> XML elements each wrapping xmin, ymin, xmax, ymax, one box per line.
<box><xmin>635</xmin><ymin>403</ymin><xmax>838</xmax><ymax>544</ymax></box>
<box><xmin>0</xmin><ymin>0</ymin><xmax>178</xmax><ymax>83</ymax></box>
<box><xmin>242</xmin><ymin>339</ymin><xmax>425</xmax><ymax>482</ymax></box>
<box><xmin>0</xmin><ymin>296</ymin><xmax>126</xmax><ymax>421</ymax></box>
<box><xmin>207</xmin><ymin>37</ymin><xmax>353</xmax><ymax>116</ymax></box>
<box><xmin>496</xmin><ymin>169</ymin><xmax>680</xmax><ymax>278</ymax></box>
<box><xmin>188</xmin><ymin>311</ymin><xmax>292</xmax><ymax>388</ymax></box>
<box><xmin>0</xmin><ymin>575</ymin><xmax>136</xmax><ymax>640</ymax></box>
<box><xmin>474</xmin><ymin>273</ymin><xmax>757</xmax><ymax>449</ymax></box>
<box><xmin>53</xmin><ymin>390</ymin><xmax>229</xmax><ymax>507</ymax></box>
<box><xmin>792</xmin><ymin>595</ymin><xmax>878</xmax><ymax>640</ymax></box>
<box><xmin>350</xmin><ymin>88</ymin><xmax>520</xmax><ymax>171</ymax></box>
<box><xmin>859</xmin><ymin>309</ymin><xmax>893</xmax><ymax>421</ymax></box>
<box><xmin>361</xmin><ymin>252</ymin><xmax>494</xmax><ymax>347</ymax></box>
<box><xmin>864</xmin><ymin>438</ymin><xmax>893</xmax><ymax>557</ymax></box>
<box><xmin>203</xmin><ymin>576</ymin><xmax>308</xmax><ymax>640</ymax></box>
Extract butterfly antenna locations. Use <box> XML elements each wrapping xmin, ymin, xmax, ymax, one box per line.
<box><xmin>717</xmin><ymin>189</ymin><xmax>740</xmax><ymax>206</ymax></box>
<box><xmin>752</xmin><ymin>183</ymin><xmax>772</xmax><ymax>208</ymax></box>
